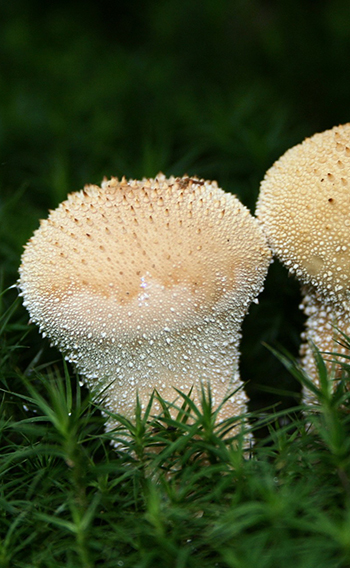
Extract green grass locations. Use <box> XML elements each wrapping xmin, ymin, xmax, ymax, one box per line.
<box><xmin>2</xmin><ymin>1</ymin><xmax>350</xmax><ymax>566</ymax></box>
<box><xmin>1</xmin><ymin>294</ymin><xmax>350</xmax><ymax>568</ymax></box>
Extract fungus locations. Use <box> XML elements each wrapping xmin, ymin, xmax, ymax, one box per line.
<box><xmin>19</xmin><ymin>173</ymin><xmax>271</xmax><ymax>443</ymax></box>
<box><xmin>256</xmin><ymin>123</ymin><xmax>350</xmax><ymax>403</ymax></box>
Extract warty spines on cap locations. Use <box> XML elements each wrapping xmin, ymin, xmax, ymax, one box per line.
<box><xmin>256</xmin><ymin>123</ymin><xmax>350</xmax><ymax>307</ymax></box>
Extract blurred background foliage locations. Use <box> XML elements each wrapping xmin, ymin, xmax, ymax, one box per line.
<box><xmin>1</xmin><ymin>0</ymin><xmax>350</xmax><ymax>412</ymax></box>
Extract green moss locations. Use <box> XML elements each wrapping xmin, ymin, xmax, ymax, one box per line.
<box><xmin>2</xmin><ymin>1</ymin><xmax>350</xmax><ymax>565</ymax></box>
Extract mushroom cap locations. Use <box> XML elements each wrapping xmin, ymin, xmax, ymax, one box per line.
<box><xmin>19</xmin><ymin>174</ymin><xmax>270</xmax><ymax>420</ymax></box>
<box><xmin>256</xmin><ymin>124</ymin><xmax>350</xmax><ymax>307</ymax></box>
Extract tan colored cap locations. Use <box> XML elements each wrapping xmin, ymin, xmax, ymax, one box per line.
<box><xmin>256</xmin><ymin>124</ymin><xmax>350</xmax><ymax>308</ymax></box>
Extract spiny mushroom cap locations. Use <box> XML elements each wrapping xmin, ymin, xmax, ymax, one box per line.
<box><xmin>19</xmin><ymin>174</ymin><xmax>270</xmax><ymax>418</ymax></box>
<box><xmin>256</xmin><ymin>123</ymin><xmax>350</xmax><ymax>308</ymax></box>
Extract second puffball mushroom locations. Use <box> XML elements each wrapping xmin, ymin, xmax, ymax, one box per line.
<box><xmin>19</xmin><ymin>174</ymin><xmax>271</xmax><ymax>441</ymax></box>
<box><xmin>256</xmin><ymin>124</ymin><xmax>350</xmax><ymax>405</ymax></box>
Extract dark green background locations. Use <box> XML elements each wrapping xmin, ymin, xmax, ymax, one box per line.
<box><xmin>2</xmin><ymin>0</ymin><xmax>350</xmax><ymax>410</ymax></box>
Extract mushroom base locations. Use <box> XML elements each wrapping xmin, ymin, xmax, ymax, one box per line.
<box><xmin>103</xmin><ymin>378</ymin><xmax>251</xmax><ymax>451</ymax></box>
<box><xmin>300</xmin><ymin>286</ymin><xmax>350</xmax><ymax>407</ymax></box>
<box><xmin>63</xmin><ymin>314</ymin><xmax>251</xmax><ymax>449</ymax></box>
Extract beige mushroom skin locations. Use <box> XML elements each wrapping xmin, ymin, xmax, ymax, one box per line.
<box><xmin>256</xmin><ymin>124</ymin><xmax>350</xmax><ymax>401</ymax></box>
<box><xmin>300</xmin><ymin>286</ymin><xmax>350</xmax><ymax>404</ymax></box>
<box><xmin>19</xmin><ymin>174</ymin><xmax>271</xmax><ymax>442</ymax></box>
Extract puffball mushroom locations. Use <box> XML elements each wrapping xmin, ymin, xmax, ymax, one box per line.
<box><xmin>256</xmin><ymin>123</ymin><xmax>350</xmax><ymax>404</ymax></box>
<box><xmin>19</xmin><ymin>173</ymin><xmax>271</xmax><ymax>443</ymax></box>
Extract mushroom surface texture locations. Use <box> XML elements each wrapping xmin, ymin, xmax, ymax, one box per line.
<box><xmin>19</xmin><ymin>173</ymin><xmax>271</xmax><ymax>446</ymax></box>
<box><xmin>256</xmin><ymin>123</ymin><xmax>350</xmax><ymax>401</ymax></box>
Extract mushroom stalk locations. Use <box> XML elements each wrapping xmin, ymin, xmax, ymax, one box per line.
<box><xmin>19</xmin><ymin>174</ymin><xmax>271</xmax><ymax>444</ymax></box>
<box><xmin>300</xmin><ymin>286</ymin><xmax>350</xmax><ymax>404</ymax></box>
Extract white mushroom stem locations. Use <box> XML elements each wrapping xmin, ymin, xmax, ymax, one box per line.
<box><xmin>46</xmin><ymin>281</ymin><xmax>252</xmax><ymax>429</ymax></box>
<box><xmin>300</xmin><ymin>286</ymin><xmax>350</xmax><ymax>405</ymax></box>
<box><xmin>19</xmin><ymin>174</ymin><xmax>271</xmax><ymax>445</ymax></box>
